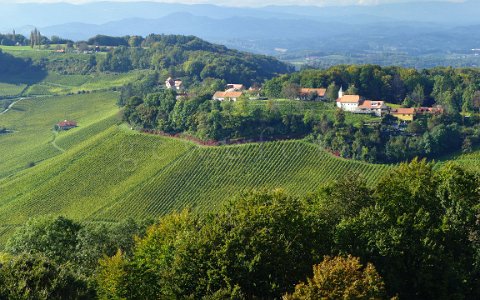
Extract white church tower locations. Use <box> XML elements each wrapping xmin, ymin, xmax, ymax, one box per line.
<box><xmin>338</xmin><ymin>86</ymin><xmax>344</xmax><ymax>99</ymax></box>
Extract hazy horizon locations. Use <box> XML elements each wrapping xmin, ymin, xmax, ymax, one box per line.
<box><xmin>0</xmin><ymin>0</ymin><xmax>468</xmax><ymax>7</ymax></box>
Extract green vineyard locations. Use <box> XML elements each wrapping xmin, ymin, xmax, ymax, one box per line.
<box><xmin>451</xmin><ymin>149</ymin><xmax>480</xmax><ymax>172</ymax></box>
<box><xmin>0</xmin><ymin>122</ymin><xmax>391</xmax><ymax>243</ymax></box>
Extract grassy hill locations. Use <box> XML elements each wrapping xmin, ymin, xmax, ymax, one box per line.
<box><xmin>0</xmin><ymin>91</ymin><xmax>119</xmax><ymax>178</ymax></box>
<box><xmin>0</xmin><ymin>122</ymin><xmax>391</xmax><ymax>243</ymax></box>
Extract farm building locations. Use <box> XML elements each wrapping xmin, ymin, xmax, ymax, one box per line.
<box><xmin>56</xmin><ymin>120</ymin><xmax>77</xmax><ymax>131</ymax></box>
<box><xmin>391</xmin><ymin>106</ymin><xmax>444</xmax><ymax>121</ymax></box>
<box><xmin>213</xmin><ymin>91</ymin><xmax>243</xmax><ymax>101</ymax></box>
<box><xmin>357</xmin><ymin>100</ymin><xmax>389</xmax><ymax>117</ymax></box>
<box><xmin>298</xmin><ymin>88</ymin><xmax>327</xmax><ymax>100</ymax></box>
<box><xmin>391</xmin><ymin>108</ymin><xmax>415</xmax><ymax>121</ymax></box>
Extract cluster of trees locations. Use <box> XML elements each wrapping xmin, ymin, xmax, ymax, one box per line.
<box><xmin>264</xmin><ymin>65</ymin><xmax>480</xmax><ymax>113</ymax></box>
<box><xmin>123</xmin><ymin>89</ymin><xmax>314</xmax><ymax>142</ymax></box>
<box><xmin>0</xmin><ymin>32</ymin><xmax>27</xmax><ymax>46</ymax></box>
<box><xmin>1</xmin><ymin>160</ymin><xmax>479</xmax><ymax>299</ymax></box>
<box><xmin>0</xmin><ymin>217</ymin><xmax>152</xmax><ymax>299</ymax></box>
<box><xmin>0</xmin><ymin>49</ymin><xmax>46</xmax><ymax>83</ymax></box>
<box><xmin>1</xmin><ymin>29</ymin><xmax>73</xmax><ymax>48</ymax></box>
<box><xmin>313</xmin><ymin>110</ymin><xmax>480</xmax><ymax>163</ymax></box>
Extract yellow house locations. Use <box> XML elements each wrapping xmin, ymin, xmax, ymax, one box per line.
<box><xmin>391</xmin><ymin>108</ymin><xmax>415</xmax><ymax>121</ymax></box>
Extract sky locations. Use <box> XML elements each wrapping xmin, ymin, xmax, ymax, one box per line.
<box><xmin>0</xmin><ymin>0</ymin><xmax>466</xmax><ymax>6</ymax></box>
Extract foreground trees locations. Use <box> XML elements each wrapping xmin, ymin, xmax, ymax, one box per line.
<box><xmin>284</xmin><ymin>256</ymin><xmax>387</xmax><ymax>300</ymax></box>
<box><xmin>1</xmin><ymin>160</ymin><xmax>479</xmax><ymax>299</ymax></box>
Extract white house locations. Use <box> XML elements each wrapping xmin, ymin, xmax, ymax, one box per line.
<box><xmin>357</xmin><ymin>100</ymin><xmax>389</xmax><ymax>117</ymax></box>
<box><xmin>166</xmin><ymin>77</ymin><xmax>183</xmax><ymax>90</ymax></box>
<box><xmin>336</xmin><ymin>87</ymin><xmax>388</xmax><ymax>116</ymax></box>
<box><xmin>336</xmin><ymin>87</ymin><xmax>362</xmax><ymax>111</ymax></box>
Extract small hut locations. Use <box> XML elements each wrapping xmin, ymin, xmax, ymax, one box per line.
<box><xmin>56</xmin><ymin>120</ymin><xmax>77</xmax><ymax>131</ymax></box>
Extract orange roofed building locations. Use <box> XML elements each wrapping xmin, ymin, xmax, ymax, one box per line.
<box><xmin>56</xmin><ymin>120</ymin><xmax>77</xmax><ymax>131</ymax></box>
<box><xmin>299</xmin><ymin>88</ymin><xmax>327</xmax><ymax>100</ymax></box>
<box><xmin>213</xmin><ymin>91</ymin><xmax>243</xmax><ymax>101</ymax></box>
<box><xmin>391</xmin><ymin>108</ymin><xmax>416</xmax><ymax>121</ymax></box>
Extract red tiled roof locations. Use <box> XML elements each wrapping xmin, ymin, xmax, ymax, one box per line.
<box><xmin>392</xmin><ymin>108</ymin><xmax>415</xmax><ymax>115</ymax></box>
<box><xmin>213</xmin><ymin>91</ymin><xmax>243</xmax><ymax>99</ymax></box>
<box><xmin>358</xmin><ymin>100</ymin><xmax>386</xmax><ymax>109</ymax></box>
<box><xmin>336</xmin><ymin>95</ymin><xmax>361</xmax><ymax>103</ymax></box>
<box><xmin>299</xmin><ymin>88</ymin><xmax>327</xmax><ymax>97</ymax></box>
<box><xmin>57</xmin><ymin>120</ymin><xmax>77</xmax><ymax>127</ymax></box>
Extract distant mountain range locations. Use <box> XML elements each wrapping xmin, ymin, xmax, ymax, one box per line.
<box><xmin>2</xmin><ymin>1</ymin><xmax>480</xmax><ymax>59</ymax></box>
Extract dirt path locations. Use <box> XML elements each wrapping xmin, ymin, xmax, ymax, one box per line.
<box><xmin>51</xmin><ymin>131</ymin><xmax>66</xmax><ymax>153</ymax></box>
<box><xmin>0</xmin><ymin>98</ymin><xmax>24</xmax><ymax>115</ymax></box>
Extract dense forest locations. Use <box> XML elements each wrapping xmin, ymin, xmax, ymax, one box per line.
<box><xmin>0</xmin><ymin>50</ymin><xmax>46</xmax><ymax>83</ymax></box>
<box><xmin>0</xmin><ymin>160</ymin><xmax>479</xmax><ymax>299</ymax></box>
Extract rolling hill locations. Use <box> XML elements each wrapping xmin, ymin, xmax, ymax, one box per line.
<box><xmin>0</xmin><ymin>90</ymin><xmax>393</xmax><ymax>245</ymax></box>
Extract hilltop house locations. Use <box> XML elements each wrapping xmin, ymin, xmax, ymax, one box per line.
<box><xmin>56</xmin><ymin>120</ymin><xmax>77</xmax><ymax>131</ymax></box>
<box><xmin>357</xmin><ymin>100</ymin><xmax>389</xmax><ymax>116</ymax></box>
<box><xmin>336</xmin><ymin>87</ymin><xmax>388</xmax><ymax>116</ymax></box>
<box><xmin>166</xmin><ymin>77</ymin><xmax>183</xmax><ymax>90</ymax></box>
<box><xmin>298</xmin><ymin>88</ymin><xmax>327</xmax><ymax>101</ymax></box>
<box><xmin>213</xmin><ymin>91</ymin><xmax>243</xmax><ymax>101</ymax></box>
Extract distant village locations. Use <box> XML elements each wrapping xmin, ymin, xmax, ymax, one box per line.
<box><xmin>165</xmin><ymin>77</ymin><xmax>443</xmax><ymax>123</ymax></box>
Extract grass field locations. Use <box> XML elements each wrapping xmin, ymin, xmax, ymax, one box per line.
<box><xmin>447</xmin><ymin>149</ymin><xmax>480</xmax><ymax>172</ymax></box>
<box><xmin>0</xmin><ymin>45</ymin><xmax>94</xmax><ymax>61</ymax></box>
